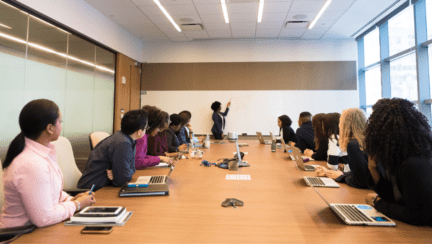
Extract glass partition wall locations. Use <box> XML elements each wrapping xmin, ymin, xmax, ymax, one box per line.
<box><xmin>0</xmin><ymin>1</ymin><xmax>115</xmax><ymax>153</ymax></box>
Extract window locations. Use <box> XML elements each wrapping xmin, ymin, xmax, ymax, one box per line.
<box><xmin>426</xmin><ymin>0</ymin><xmax>432</xmax><ymax>39</ymax></box>
<box><xmin>365</xmin><ymin>66</ymin><xmax>382</xmax><ymax>117</ymax></box>
<box><xmin>390</xmin><ymin>53</ymin><xmax>418</xmax><ymax>102</ymax></box>
<box><xmin>364</xmin><ymin>28</ymin><xmax>380</xmax><ymax>67</ymax></box>
<box><xmin>388</xmin><ymin>5</ymin><xmax>415</xmax><ymax>56</ymax></box>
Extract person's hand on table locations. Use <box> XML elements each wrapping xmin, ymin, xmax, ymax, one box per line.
<box><xmin>315</xmin><ymin>166</ymin><xmax>328</xmax><ymax>177</ymax></box>
<box><xmin>365</xmin><ymin>193</ymin><xmax>381</xmax><ymax>206</ymax></box>
<box><xmin>74</xmin><ymin>191</ymin><xmax>96</xmax><ymax>210</ymax></box>
<box><xmin>304</xmin><ymin>149</ymin><xmax>314</xmax><ymax>157</ymax></box>
<box><xmin>325</xmin><ymin>170</ymin><xmax>343</xmax><ymax>179</ymax></box>
<box><xmin>289</xmin><ymin>141</ymin><xmax>296</xmax><ymax>147</ymax></box>
<box><xmin>178</xmin><ymin>144</ymin><xmax>188</xmax><ymax>151</ymax></box>
<box><xmin>107</xmin><ymin>169</ymin><xmax>113</xmax><ymax>180</ymax></box>
<box><xmin>198</xmin><ymin>136</ymin><xmax>205</xmax><ymax>142</ymax></box>
<box><xmin>159</xmin><ymin>156</ymin><xmax>174</xmax><ymax>165</ymax></box>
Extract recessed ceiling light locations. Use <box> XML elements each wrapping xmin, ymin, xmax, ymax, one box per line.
<box><xmin>257</xmin><ymin>0</ymin><xmax>264</xmax><ymax>23</ymax></box>
<box><xmin>308</xmin><ymin>0</ymin><xmax>332</xmax><ymax>29</ymax></box>
<box><xmin>293</xmin><ymin>14</ymin><xmax>307</xmax><ymax>20</ymax></box>
<box><xmin>153</xmin><ymin>0</ymin><xmax>181</xmax><ymax>32</ymax></box>
<box><xmin>220</xmin><ymin>0</ymin><xmax>229</xmax><ymax>23</ymax></box>
<box><xmin>0</xmin><ymin>23</ymin><xmax>12</xmax><ymax>29</ymax></box>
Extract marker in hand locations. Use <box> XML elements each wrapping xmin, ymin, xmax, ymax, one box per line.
<box><xmin>88</xmin><ymin>184</ymin><xmax>95</xmax><ymax>195</ymax></box>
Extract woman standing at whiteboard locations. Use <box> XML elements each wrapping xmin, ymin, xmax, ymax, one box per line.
<box><xmin>211</xmin><ymin>101</ymin><xmax>231</xmax><ymax>139</ymax></box>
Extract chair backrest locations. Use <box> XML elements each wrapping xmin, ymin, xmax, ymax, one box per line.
<box><xmin>0</xmin><ymin>159</ymin><xmax>4</xmax><ymax>209</ymax></box>
<box><xmin>51</xmin><ymin>136</ymin><xmax>82</xmax><ymax>189</ymax></box>
<box><xmin>89</xmin><ymin>132</ymin><xmax>110</xmax><ymax>150</ymax></box>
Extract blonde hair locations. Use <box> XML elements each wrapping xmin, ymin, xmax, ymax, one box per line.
<box><xmin>339</xmin><ymin>108</ymin><xmax>367</xmax><ymax>152</ymax></box>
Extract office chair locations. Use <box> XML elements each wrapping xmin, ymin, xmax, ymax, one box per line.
<box><xmin>51</xmin><ymin>136</ymin><xmax>88</xmax><ymax>196</ymax></box>
<box><xmin>0</xmin><ymin>159</ymin><xmax>37</xmax><ymax>243</ymax></box>
<box><xmin>89</xmin><ymin>132</ymin><xmax>110</xmax><ymax>150</ymax></box>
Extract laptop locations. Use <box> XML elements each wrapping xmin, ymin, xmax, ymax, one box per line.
<box><xmin>235</xmin><ymin>140</ymin><xmax>250</xmax><ymax>167</ymax></box>
<box><xmin>256</xmin><ymin>132</ymin><xmax>272</xmax><ymax>145</ymax></box>
<box><xmin>119</xmin><ymin>165</ymin><xmax>175</xmax><ymax>197</ymax></box>
<box><xmin>287</xmin><ymin>147</ymin><xmax>320</xmax><ymax>171</ymax></box>
<box><xmin>312</xmin><ymin>185</ymin><xmax>396</xmax><ymax>226</ymax></box>
<box><xmin>219</xmin><ymin>135</ymin><xmax>228</xmax><ymax>144</ymax></box>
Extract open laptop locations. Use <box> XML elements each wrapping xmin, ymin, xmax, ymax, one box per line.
<box><xmin>119</xmin><ymin>165</ymin><xmax>175</xmax><ymax>197</ymax></box>
<box><xmin>287</xmin><ymin>147</ymin><xmax>320</xmax><ymax>171</ymax></box>
<box><xmin>256</xmin><ymin>132</ymin><xmax>272</xmax><ymax>145</ymax></box>
<box><xmin>235</xmin><ymin>140</ymin><xmax>250</xmax><ymax>167</ymax></box>
<box><xmin>312</xmin><ymin>185</ymin><xmax>396</xmax><ymax>226</ymax></box>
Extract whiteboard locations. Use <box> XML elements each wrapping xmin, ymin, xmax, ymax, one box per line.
<box><xmin>141</xmin><ymin>90</ymin><xmax>359</xmax><ymax>136</ymax></box>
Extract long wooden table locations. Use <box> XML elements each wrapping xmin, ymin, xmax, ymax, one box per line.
<box><xmin>17</xmin><ymin>141</ymin><xmax>431</xmax><ymax>243</ymax></box>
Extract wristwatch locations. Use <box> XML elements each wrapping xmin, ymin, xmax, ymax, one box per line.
<box><xmin>371</xmin><ymin>195</ymin><xmax>379</xmax><ymax>207</ymax></box>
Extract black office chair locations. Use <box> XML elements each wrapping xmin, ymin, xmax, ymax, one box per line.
<box><xmin>0</xmin><ymin>225</ymin><xmax>37</xmax><ymax>243</ymax></box>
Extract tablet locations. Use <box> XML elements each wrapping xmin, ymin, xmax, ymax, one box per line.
<box><xmin>80</xmin><ymin>207</ymin><xmax>123</xmax><ymax>215</ymax></box>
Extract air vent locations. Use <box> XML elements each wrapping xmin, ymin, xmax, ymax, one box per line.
<box><xmin>181</xmin><ymin>23</ymin><xmax>204</xmax><ymax>32</ymax></box>
<box><xmin>285</xmin><ymin>21</ymin><xmax>309</xmax><ymax>28</ymax></box>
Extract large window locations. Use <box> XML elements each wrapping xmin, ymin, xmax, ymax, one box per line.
<box><xmin>359</xmin><ymin>0</ymin><xmax>432</xmax><ymax>123</ymax></box>
<box><xmin>388</xmin><ymin>5</ymin><xmax>415</xmax><ymax>56</ymax></box>
<box><xmin>0</xmin><ymin>1</ymin><xmax>115</xmax><ymax>149</ymax></box>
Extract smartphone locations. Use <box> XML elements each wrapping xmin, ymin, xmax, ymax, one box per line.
<box><xmin>81</xmin><ymin>226</ymin><xmax>113</xmax><ymax>234</ymax></box>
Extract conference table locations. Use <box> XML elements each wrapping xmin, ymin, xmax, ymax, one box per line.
<box><xmin>17</xmin><ymin>141</ymin><xmax>431</xmax><ymax>243</ymax></box>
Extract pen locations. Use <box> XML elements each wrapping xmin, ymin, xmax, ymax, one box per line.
<box><xmin>88</xmin><ymin>184</ymin><xmax>95</xmax><ymax>195</ymax></box>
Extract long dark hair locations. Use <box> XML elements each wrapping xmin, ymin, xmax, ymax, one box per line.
<box><xmin>365</xmin><ymin>98</ymin><xmax>432</xmax><ymax>174</ymax></box>
<box><xmin>312</xmin><ymin>113</ymin><xmax>326</xmax><ymax>150</ymax></box>
<box><xmin>323</xmin><ymin>113</ymin><xmax>341</xmax><ymax>141</ymax></box>
<box><xmin>278</xmin><ymin>115</ymin><xmax>292</xmax><ymax>127</ymax></box>
<box><xmin>3</xmin><ymin>99</ymin><xmax>60</xmax><ymax>169</ymax></box>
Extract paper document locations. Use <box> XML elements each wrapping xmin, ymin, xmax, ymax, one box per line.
<box><xmin>226</xmin><ymin>174</ymin><xmax>251</xmax><ymax>180</ymax></box>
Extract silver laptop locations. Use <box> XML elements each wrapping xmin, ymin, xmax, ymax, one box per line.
<box><xmin>256</xmin><ymin>132</ymin><xmax>272</xmax><ymax>145</ymax></box>
<box><xmin>235</xmin><ymin>140</ymin><xmax>250</xmax><ymax>167</ymax></box>
<box><xmin>287</xmin><ymin>146</ymin><xmax>320</xmax><ymax>171</ymax></box>
<box><xmin>134</xmin><ymin>164</ymin><xmax>175</xmax><ymax>185</ymax></box>
<box><xmin>312</xmin><ymin>186</ymin><xmax>396</xmax><ymax>226</ymax></box>
<box><xmin>303</xmin><ymin>176</ymin><xmax>339</xmax><ymax>188</ymax></box>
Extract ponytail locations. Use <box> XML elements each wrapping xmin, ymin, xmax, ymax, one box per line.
<box><xmin>3</xmin><ymin>132</ymin><xmax>26</xmax><ymax>169</ymax></box>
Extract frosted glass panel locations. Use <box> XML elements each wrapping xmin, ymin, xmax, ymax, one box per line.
<box><xmin>93</xmin><ymin>77</ymin><xmax>114</xmax><ymax>133</ymax></box>
<box><xmin>0</xmin><ymin>52</ymin><xmax>26</xmax><ymax>147</ymax></box>
<box><xmin>64</xmin><ymin>70</ymin><xmax>95</xmax><ymax>137</ymax></box>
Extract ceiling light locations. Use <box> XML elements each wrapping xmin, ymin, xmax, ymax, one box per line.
<box><xmin>153</xmin><ymin>0</ymin><xmax>182</xmax><ymax>32</ymax></box>
<box><xmin>0</xmin><ymin>31</ymin><xmax>114</xmax><ymax>73</ymax></box>
<box><xmin>308</xmin><ymin>0</ymin><xmax>332</xmax><ymax>29</ymax></box>
<box><xmin>0</xmin><ymin>23</ymin><xmax>12</xmax><ymax>29</ymax></box>
<box><xmin>257</xmin><ymin>0</ymin><xmax>264</xmax><ymax>23</ymax></box>
<box><xmin>221</xmin><ymin>0</ymin><xmax>229</xmax><ymax>23</ymax></box>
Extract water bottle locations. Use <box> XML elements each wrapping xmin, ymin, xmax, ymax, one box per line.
<box><xmin>271</xmin><ymin>140</ymin><xmax>276</xmax><ymax>152</ymax></box>
<box><xmin>204</xmin><ymin>133</ymin><xmax>210</xmax><ymax>148</ymax></box>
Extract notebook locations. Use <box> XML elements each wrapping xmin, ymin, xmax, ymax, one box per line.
<box><xmin>119</xmin><ymin>166</ymin><xmax>175</xmax><ymax>197</ymax></box>
<box><xmin>312</xmin><ymin>186</ymin><xmax>396</xmax><ymax>226</ymax></box>
<box><xmin>256</xmin><ymin>132</ymin><xmax>272</xmax><ymax>145</ymax></box>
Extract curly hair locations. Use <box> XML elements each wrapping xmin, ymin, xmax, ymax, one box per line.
<box><xmin>365</xmin><ymin>98</ymin><xmax>432</xmax><ymax>174</ymax></box>
<box><xmin>323</xmin><ymin>113</ymin><xmax>340</xmax><ymax>141</ymax></box>
<box><xmin>312</xmin><ymin>113</ymin><xmax>326</xmax><ymax>150</ymax></box>
<box><xmin>278</xmin><ymin>115</ymin><xmax>292</xmax><ymax>127</ymax></box>
<box><xmin>211</xmin><ymin>101</ymin><xmax>221</xmax><ymax>112</ymax></box>
<box><xmin>142</xmin><ymin>105</ymin><xmax>168</xmax><ymax>133</ymax></box>
<box><xmin>339</xmin><ymin>108</ymin><xmax>367</xmax><ymax>152</ymax></box>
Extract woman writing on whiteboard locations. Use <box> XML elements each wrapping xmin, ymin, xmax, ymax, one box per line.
<box><xmin>211</xmin><ymin>101</ymin><xmax>231</xmax><ymax>140</ymax></box>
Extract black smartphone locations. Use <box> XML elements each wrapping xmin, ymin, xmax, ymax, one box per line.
<box><xmin>81</xmin><ymin>226</ymin><xmax>113</xmax><ymax>234</ymax></box>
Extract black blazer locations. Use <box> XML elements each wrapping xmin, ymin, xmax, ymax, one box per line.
<box><xmin>279</xmin><ymin>126</ymin><xmax>298</xmax><ymax>145</ymax></box>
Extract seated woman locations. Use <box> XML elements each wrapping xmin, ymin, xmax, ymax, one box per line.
<box><xmin>0</xmin><ymin>99</ymin><xmax>95</xmax><ymax>228</ymax></box>
<box><xmin>364</xmin><ymin>98</ymin><xmax>432</xmax><ymax>226</ymax></box>
<box><xmin>304</xmin><ymin>113</ymin><xmax>327</xmax><ymax>161</ymax></box>
<box><xmin>322</xmin><ymin>108</ymin><xmax>369</xmax><ymax>189</ymax></box>
<box><xmin>277</xmin><ymin>115</ymin><xmax>298</xmax><ymax>146</ymax></box>
<box><xmin>147</xmin><ymin>116</ymin><xmax>179</xmax><ymax>158</ymax></box>
<box><xmin>166</xmin><ymin>114</ymin><xmax>188</xmax><ymax>153</ymax></box>
<box><xmin>135</xmin><ymin>106</ymin><xmax>174</xmax><ymax>169</ymax></box>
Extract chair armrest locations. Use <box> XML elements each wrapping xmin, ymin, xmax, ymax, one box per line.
<box><xmin>65</xmin><ymin>188</ymin><xmax>90</xmax><ymax>197</ymax></box>
<box><xmin>0</xmin><ymin>224</ymin><xmax>36</xmax><ymax>243</ymax></box>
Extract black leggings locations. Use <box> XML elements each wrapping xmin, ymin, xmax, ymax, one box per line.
<box><xmin>213</xmin><ymin>132</ymin><xmax>222</xmax><ymax>140</ymax></box>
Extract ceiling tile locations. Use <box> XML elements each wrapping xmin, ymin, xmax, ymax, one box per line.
<box><xmin>163</xmin><ymin>4</ymin><xmax>199</xmax><ymax>16</ymax></box>
<box><xmin>131</xmin><ymin>0</ymin><xmax>156</xmax><ymax>6</ymax></box>
<box><xmin>230</xmin><ymin>13</ymin><xmax>257</xmax><ymax>22</ymax></box>
<box><xmin>202</xmin><ymin>22</ymin><xmax>231</xmax><ymax>30</ymax></box>
<box><xmin>285</xmin><ymin>11</ymin><xmax>315</xmax><ymax>21</ymax></box>
<box><xmin>207</xmin><ymin>29</ymin><xmax>232</xmax><ymax>38</ymax></box>
<box><xmin>173</xmin><ymin>14</ymin><xmax>202</xmax><ymax>23</ymax></box>
<box><xmin>263</xmin><ymin>2</ymin><xmax>292</xmax><ymax>13</ymax></box>
<box><xmin>266</xmin><ymin>0</ymin><xmax>292</xmax><ymax>2</ymax></box>
<box><xmin>200</xmin><ymin>14</ymin><xmax>226</xmax><ymax>24</ymax></box>
<box><xmin>169</xmin><ymin>36</ymin><xmax>189</xmax><ymax>41</ymax></box>
<box><xmin>319</xmin><ymin>11</ymin><xmax>345</xmax><ymax>21</ymax></box>
<box><xmin>302</xmin><ymin>28</ymin><xmax>327</xmax><ymax>39</ymax></box>
<box><xmin>312</xmin><ymin>20</ymin><xmax>335</xmax><ymax>30</ymax></box>
<box><xmin>193</xmin><ymin>0</ymin><xmax>220</xmax><ymax>3</ymax></box>
<box><xmin>195</xmin><ymin>4</ymin><xmax>223</xmax><ymax>15</ymax></box>
<box><xmin>146</xmin><ymin>14</ymin><xmax>172</xmax><ymax>24</ymax></box>
<box><xmin>290</xmin><ymin>0</ymin><xmax>326</xmax><ymax>12</ymax></box>
<box><xmin>159</xmin><ymin>0</ymin><xmax>194</xmax><ymax>5</ymax></box>
<box><xmin>261</xmin><ymin>12</ymin><xmax>287</xmax><ymax>22</ymax></box>
<box><xmin>279</xmin><ymin>28</ymin><xmax>306</xmax><ymax>37</ymax></box>
<box><xmin>183</xmin><ymin>31</ymin><xmax>210</xmax><ymax>39</ymax></box>
<box><xmin>230</xmin><ymin>22</ymin><xmax>256</xmax><ymax>30</ymax></box>
<box><xmin>232</xmin><ymin>29</ymin><xmax>256</xmax><ymax>38</ymax></box>
<box><xmin>284</xmin><ymin>22</ymin><xmax>308</xmax><ymax>28</ymax></box>
<box><xmin>256</xmin><ymin>32</ymin><xmax>278</xmax><ymax>38</ymax></box>
<box><xmin>138</xmin><ymin>5</ymin><xmax>164</xmax><ymax>16</ymax></box>
<box><xmin>325</xmin><ymin>0</ymin><xmax>356</xmax><ymax>12</ymax></box>
<box><xmin>157</xmin><ymin>24</ymin><xmax>183</xmax><ymax>32</ymax></box>
<box><xmin>227</xmin><ymin>3</ymin><xmax>259</xmax><ymax>14</ymax></box>
<box><xmin>256</xmin><ymin>21</ymin><xmax>283</xmax><ymax>30</ymax></box>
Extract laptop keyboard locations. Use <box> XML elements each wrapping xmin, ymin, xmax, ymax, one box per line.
<box><xmin>307</xmin><ymin>177</ymin><xmax>325</xmax><ymax>186</ymax></box>
<box><xmin>150</xmin><ymin>176</ymin><xmax>166</xmax><ymax>184</ymax></box>
<box><xmin>334</xmin><ymin>205</ymin><xmax>372</xmax><ymax>222</ymax></box>
<box><xmin>305</xmin><ymin>165</ymin><xmax>315</xmax><ymax>170</ymax></box>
